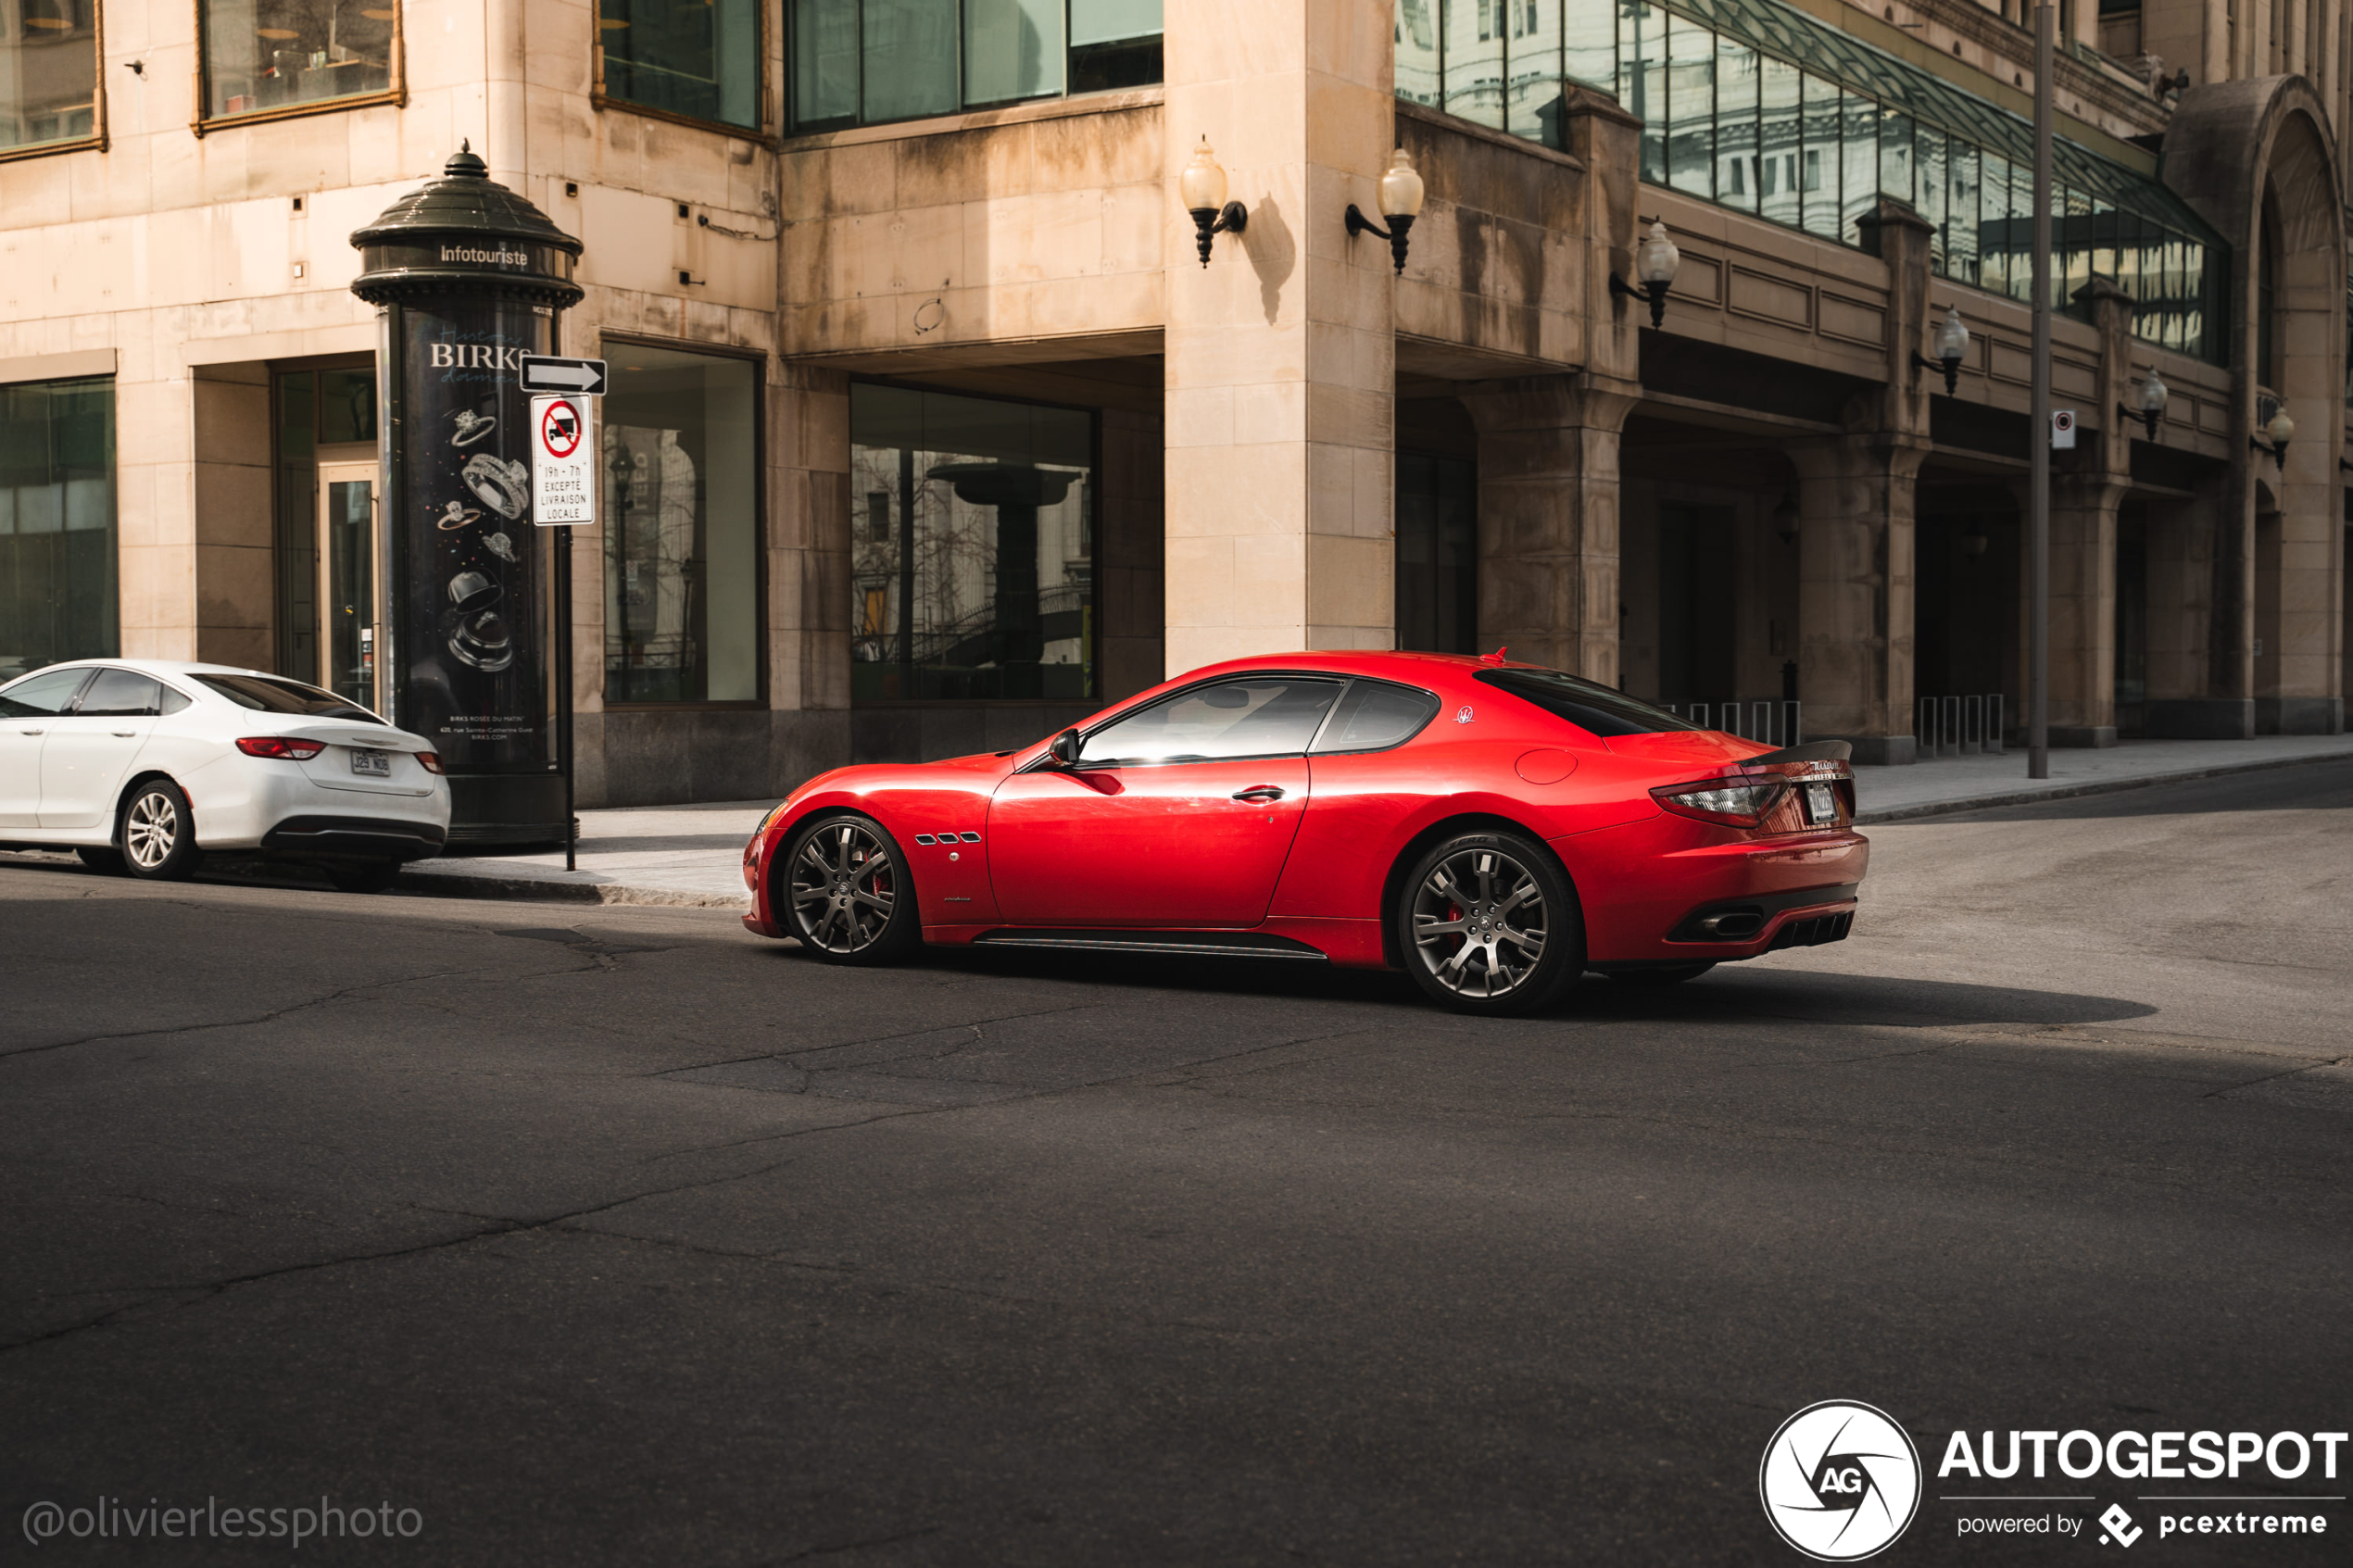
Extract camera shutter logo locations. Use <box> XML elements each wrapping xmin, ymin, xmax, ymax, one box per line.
<box><xmin>1759</xmin><ymin>1400</ymin><xmax>1922</xmax><ymax>1561</ymax></box>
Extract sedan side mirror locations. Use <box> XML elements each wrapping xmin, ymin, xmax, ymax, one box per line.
<box><xmin>1047</xmin><ymin>728</ymin><xmax>1082</xmax><ymax>768</ymax></box>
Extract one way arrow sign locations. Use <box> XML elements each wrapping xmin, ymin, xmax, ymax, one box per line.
<box><xmin>519</xmin><ymin>355</ymin><xmax>608</xmax><ymax>396</ymax></box>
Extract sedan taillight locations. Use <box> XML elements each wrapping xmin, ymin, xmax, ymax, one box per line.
<box><xmin>1653</xmin><ymin>777</ymin><xmax>1786</xmax><ymax>827</ymax></box>
<box><xmin>236</xmin><ymin>735</ymin><xmax>325</xmax><ymax>760</ymax></box>
<box><xmin>416</xmin><ymin>752</ymin><xmax>445</xmax><ymax>774</ymax></box>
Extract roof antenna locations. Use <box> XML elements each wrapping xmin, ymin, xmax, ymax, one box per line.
<box><xmin>1481</xmin><ymin>646</ymin><xmax>1509</xmax><ymax>664</ymax></box>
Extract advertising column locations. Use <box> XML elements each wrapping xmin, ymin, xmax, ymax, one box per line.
<box><xmin>349</xmin><ymin>147</ymin><xmax>585</xmax><ymax>845</ymax></box>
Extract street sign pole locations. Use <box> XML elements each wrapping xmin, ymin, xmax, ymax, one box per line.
<box><xmin>2028</xmin><ymin>3</ymin><xmax>2053</xmax><ymax>781</ymax></box>
<box><xmin>530</xmin><ymin>386</ymin><xmax>600</xmax><ymax>872</ymax></box>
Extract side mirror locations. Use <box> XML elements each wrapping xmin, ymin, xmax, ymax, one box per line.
<box><xmin>1047</xmin><ymin>728</ymin><xmax>1082</xmax><ymax>768</ymax></box>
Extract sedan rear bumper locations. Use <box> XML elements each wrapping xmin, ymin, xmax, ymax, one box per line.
<box><xmin>1562</xmin><ymin>814</ymin><xmax>1869</xmax><ymax>966</ymax></box>
<box><xmin>261</xmin><ymin>815</ymin><xmax>448</xmax><ymax>861</ymax></box>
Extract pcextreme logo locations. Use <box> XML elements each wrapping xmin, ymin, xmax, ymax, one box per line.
<box><xmin>1760</xmin><ymin>1400</ymin><xmax>1924</xmax><ymax>1562</ymax></box>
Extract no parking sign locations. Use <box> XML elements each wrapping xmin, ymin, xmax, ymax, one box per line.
<box><xmin>532</xmin><ymin>394</ymin><xmax>596</xmax><ymax>526</ymax></box>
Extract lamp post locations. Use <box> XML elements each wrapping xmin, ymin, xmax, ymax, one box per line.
<box><xmin>1912</xmin><ymin>306</ymin><xmax>1970</xmax><ymax>395</ymax></box>
<box><xmin>2120</xmin><ymin>370</ymin><xmax>2168</xmax><ymax>440</ymax></box>
<box><xmin>1609</xmin><ymin>219</ymin><xmax>1680</xmax><ymax>328</ymax></box>
<box><xmin>1344</xmin><ymin>147</ymin><xmax>1425</xmax><ymax>274</ymax></box>
<box><xmin>2028</xmin><ymin>2</ymin><xmax>2054</xmax><ymax>781</ymax></box>
<box><xmin>1180</xmin><ymin>139</ymin><xmax>1247</xmax><ymax>267</ymax></box>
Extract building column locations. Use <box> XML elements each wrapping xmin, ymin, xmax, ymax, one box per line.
<box><xmin>1789</xmin><ymin>436</ymin><xmax>1929</xmax><ymax>764</ymax></box>
<box><xmin>1161</xmin><ymin>0</ymin><xmax>1396</xmax><ymax>675</ymax></box>
<box><xmin>765</xmin><ymin>360</ymin><xmax>852</xmax><ymax>784</ymax></box>
<box><xmin>1785</xmin><ymin>196</ymin><xmax>1936</xmax><ymax>765</ymax></box>
<box><xmin>1458</xmin><ymin>375</ymin><xmax>1637</xmax><ymax>682</ymax></box>
<box><xmin>2047</xmin><ymin>277</ymin><xmax>2136</xmax><ymax>747</ymax></box>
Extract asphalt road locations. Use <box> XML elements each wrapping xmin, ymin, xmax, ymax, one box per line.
<box><xmin>3</xmin><ymin>763</ymin><xmax>2347</xmax><ymax>1566</ymax></box>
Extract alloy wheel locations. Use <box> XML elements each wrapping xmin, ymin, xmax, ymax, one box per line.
<box><xmin>1410</xmin><ymin>846</ymin><xmax>1548</xmax><ymax>999</ymax></box>
<box><xmin>788</xmin><ymin>821</ymin><xmax>898</xmax><ymax>954</ymax></box>
<box><xmin>125</xmin><ymin>790</ymin><xmax>180</xmax><ymax>871</ymax></box>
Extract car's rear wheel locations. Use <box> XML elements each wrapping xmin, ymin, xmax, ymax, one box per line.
<box><xmin>324</xmin><ymin>859</ymin><xmax>403</xmax><ymax>895</ymax></box>
<box><xmin>120</xmin><ymin>780</ymin><xmax>204</xmax><ymax>883</ymax></box>
<box><xmin>1609</xmin><ymin>963</ymin><xmax>1715</xmax><ymax>985</ymax></box>
<box><xmin>76</xmin><ymin>846</ymin><xmax>127</xmax><ymax>876</ymax></box>
<box><xmin>1396</xmin><ymin>830</ymin><xmax>1583</xmax><ymax>1016</ymax></box>
<box><xmin>781</xmin><ymin>813</ymin><xmax>918</xmax><ymax>965</ymax></box>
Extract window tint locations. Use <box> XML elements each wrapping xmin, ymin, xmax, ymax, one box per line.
<box><xmin>159</xmin><ymin>687</ymin><xmax>193</xmax><ymax>715</ymax></box>
<box><xmin>1313</xmin><ymin>680</ymin><xmax>1441</xmax><ymax>754</ymax></box>
<box><xmin>1474</xmin><ymin>668</ymin><xmax>1701</xmax><ymax>737</ymax></box>
<box><xmin>75</xmin><ymin>670</ymin><xmax>164</xmax><ymax>717</ymax></box>
<box><xmin>0</xmin><ymin>667</ymin><xmax>94</xmax><ymax>718</ymax></box>
<box><xmin>194</xmin><ymin>672</ymin><xmax>384</xmax><ymax>723</ymax></box>
<box><xmin>1079</xmin><ymin>678</ymin><xmax>1342</xmax><ymax>766</ymax></box>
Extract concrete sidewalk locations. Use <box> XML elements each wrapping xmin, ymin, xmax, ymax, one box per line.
<box><xmin>396</xmin><ymin>734</ymin><xmax>2353</xmax><ymax>908</ymax></box>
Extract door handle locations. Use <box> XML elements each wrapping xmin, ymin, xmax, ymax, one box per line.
<box><xmin>112</xmin><ymin>731</ymin><xmax>136</xmax><ymax>738</ymax></box>
<box><xmin>18</xmin><ymin>728</ymin><xmax>42</xmax><ymax>735</ymax></box>
<box><xmin>1231</xmin><ymin>784</ymin><xmax>1286</xmax><ymax>803</ymax></box>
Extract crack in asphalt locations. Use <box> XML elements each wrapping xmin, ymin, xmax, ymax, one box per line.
<box><xmin>646</xmin><ymin>1001</ymin><xmax>1108</xmax><ymax>1081</ymax></box>
<box><xmin>0</xmin><ymin>966</ymin><xmax>490</xmax><ymax>1062</ymax></box>
<box><xmin>2203</xmin><ymin>1054</ymin><xmax>2350</xmax><ymax>1098</ymax></box>
<box><xmin>753</xmin><ymin>1526</ymin><xmax>941</xmax><ymax>1564</ymax></box>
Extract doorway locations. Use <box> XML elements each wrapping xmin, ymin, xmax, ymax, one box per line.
<box><xmin>315</xmin><ymin>460</ymin><xmax>381</xmax><ymax>709</ymax></box>
<box><xmin>1395</xmin><ymin>452</ymin><xmax>1477</xmax><ymax>654</ymax></box>
<box><xmin>1655</xmin><ymin>501</ymin><xmax>1737</xmax><ymax>702</ymax></box>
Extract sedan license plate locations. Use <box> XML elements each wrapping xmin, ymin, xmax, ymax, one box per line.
<box><xmin>349</xmin><ymin>748</ymin><xmax>393</xmax><ymax>778</ymax></box>
<box><xmin>1803</xmin><ymin>782</ymin><xmax>1837</xmax><ymax>823</ymax></box>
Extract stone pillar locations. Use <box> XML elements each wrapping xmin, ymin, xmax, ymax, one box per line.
<box><xmin>2046</xmin><ymin>277</ymin><xmax>2136</xmax><ymax>746</ymax></box>
<box><xmin>1458</xmin><ymin>375</ymin><xmax>1637</xmax><ymax>682</ymax></box>
<box><xmin>1161</xmin><ymin>0</ymin><xmax>1395</xmax><ymax>674</ymax></box>
<box><xmin>1788</xmin><ymin>197</ymin><xmax>1936</xmax><ymax>764</ymax></box>
<box><xmin>770</xmin><ymin>362</ymin><xmax>852</xmax><ymax>717</ymax></box>
<box><xmin>1789</xmin><ymin>437</ymin><xmax>1929</xmax><ymax>764</ymax></box>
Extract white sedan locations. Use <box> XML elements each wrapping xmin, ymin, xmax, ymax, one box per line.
<box><xmin>0</xmin><ymin>659</ymin><xmax>452</xmax><ymax>892</ymax></box>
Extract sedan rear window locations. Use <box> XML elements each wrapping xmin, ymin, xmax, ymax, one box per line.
<box><xmin>195</xmin><ymin>673</ymin><xmax>385</xmax><ymax>724</ymax></box>
<box><xmin>1474</xmin><ymin>668</ymin><xmax>1700</xmax><ymax>737</ymax></box>
<box><xmin>1313</xmin><ymin>680</ymin><xmax>1441</xmax><ymax>753</ymax></box>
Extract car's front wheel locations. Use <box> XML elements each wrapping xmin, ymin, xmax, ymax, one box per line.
<box><xmin>780</xmin><ymin>813</ymin><xmax>919</xmax><ymax>965</ymax></box>
<box><xmin>1396</xmin><ymin>830</ymin><xmax>1584</xmax><ymax>1016</ymax></box>
<box><xmin>119</xmin><ymin>780</ymin><xmax>204</xmax><ymax>883</ymax></box>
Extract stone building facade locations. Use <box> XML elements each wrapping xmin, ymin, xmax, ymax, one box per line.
<box><xmin>0</xmin><ymin>0</ymin><xmax>2343</xmax><ymax>805</ymax></box>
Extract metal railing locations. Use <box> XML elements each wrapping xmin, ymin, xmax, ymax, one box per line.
<box><xmin>1662</xmin><ymin>699</ymin><xmax>1804</xmax><ymax>747</ymax></box>
<box><xmin>1916</xmin><ymin>694</ymin><xmax>2007</xmax><ymax>758</ymax></box>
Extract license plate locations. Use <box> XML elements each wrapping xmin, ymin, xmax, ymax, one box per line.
<box><xmin>1804</xmin><ymin>782</ymin><xmax>1837</xmax><ymax>823</ymax></box>
<box><xmin>349</xmin><ymin>748</ymin><xmax>392</xmax><ymax>778</ymax></box>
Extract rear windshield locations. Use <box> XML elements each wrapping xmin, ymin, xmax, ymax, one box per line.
<box><xmin>195</xmin><ymin>673</ymin><xmax>385</xmax><ymax>724</ymax></box>
<box><xmin>1474</xmin><ymin>668</ymin><xmax>1700</xmax><ymax>737</ymax></box>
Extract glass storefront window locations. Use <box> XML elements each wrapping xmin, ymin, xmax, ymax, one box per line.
<box><xmin>1714</xmin><ymin>36</ymin><xmax>1757</xmax><ymax>211</ymax></box>
<box><xmin>0</xmin><ymin>0</ymin><xmax>99</xmax><ymax>152</ymax></box>
<box><xmin>200</xmin><ymin>0</ymin><xmax>395</xmax><ymax>121</ymax></box>
<box><xmin>0</xmin><ymin>377</ymin><xmax>114</xmax><ymax>681</ymax></box>
<box><xmin>271</xmin><ymin>366</ymin><xmax>380</xmax><ymax>685</ymax></box>
<box><xmin>1837</xmin><ymin>89</ymin><xmax>1875</xmax><ymax>245</ymax></box>
<box><xmin>849</xmin><ymin>384</ymin><xmax>1094</xmax><ymax>704</ymax></box>
<box><xmin>1506</xmin><ymin>0</ymin><xmax>1565</xmax><ymax>146</ymax></box>
<box><xmin>1396</xmin><ymin>0</ymin><xmax>1440</xmax><ymax>107</ymax></box>
<box><xmin>1665</xmin><ymin>14</ymin><xmax>1712</xmax><ymax>197</ymax></box>
<box><xmin>602</xmin><ymin>346</ymin><xmax>761</xmax><ymax>707</ymax></box>
<box><xmin>1755</xmin><ymin>55</ymin><xmax>1798</xmax><ymax>229</ymax></box>
<box><xmin>1443</xmin><ymin>0</ymin><xmax>1504</xmax><ymax>130</ymax></box>
<box><xmin>599</xmin><ymin>0</ymin><xmax>758</xmax><ymax>129</ymax></box>
<box><xmin>1799</xmin><ymin>72</ymin><xmax>1839</xmax><ymax>240</ymax></box>
<box><xmin>789</xmin><ymin>0</ymin><xmax>1159</xmax><ymax>131</ymax></box>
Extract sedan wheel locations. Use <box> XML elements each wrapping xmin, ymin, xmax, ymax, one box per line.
<box><xmin>782</xmin><ymin>814</ymin><xmax>918</xmax><ymax>965</ymax></box>
<box><xmin>120</xmin><ymin>781</ymin><xmax>205</xmax><ymax>883</ymax></box>
<box><xmin>1398</xmin><ymin>831</ymin><xmax>1582</xmax><ymax>1015</ymax></box>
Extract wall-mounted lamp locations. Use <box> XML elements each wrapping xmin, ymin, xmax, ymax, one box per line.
<box><xmin>1770</xmin><ymin>493</ymin><xmax>1799</xmax><ymax>545</ymax></box>
<box><xmin>2250</xmin><ymin>398</ymin><xmax>2294</xmax><ymax>468</ymax></box>
<box><xmin>1609</xmin><ymin>219</ymin><xmax>1680</xmax><ymax>328</ymax></box>
<box><xmin>2120</xmin><ymin>370</ymin><xmax>2167</xmax><ymax>441</ymax></box>
<box><xmin>1343</xmin><ymin>147</ymin><xmax>1425</xmax><ymax>274</ymax></box>
<box><xmin>1911</xmin><ymin>306</ymin><xmax>1970</xmax><ymax>395</ymax></box>
<box><xmin>1180</xmin><ymin>139</ymin><xmax>1247</xmax><ymax>268</ymax></box>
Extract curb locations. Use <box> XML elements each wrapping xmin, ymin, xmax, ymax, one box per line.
<box><xmin>395</xmin><ymin>867</ymin><xmax>749</xmax><ymax>909</ymax></box>
<box><xmin>1853</xmin><ymin>748</ymin><xmax>2350</xmax><ymax>825</ymax></box>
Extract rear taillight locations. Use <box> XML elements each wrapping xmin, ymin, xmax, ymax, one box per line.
<box><xmin>236</xmin><ymin>735</ymin><xmax>325</xmax><ymax>760</ymax></box>
<box><xmin>1653</xmin><ymin>777</ymin><xmax>1787</xmax><ymax>827</ymax></box>
<box><xmin>416</xmin><ymin>752</ymin><xmax>445</xmax><ymax>774</ymax></box>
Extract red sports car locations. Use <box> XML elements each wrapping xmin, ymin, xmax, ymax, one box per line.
<box><xmin>741</xmin><ymin>651</ymin><xmax>1867</xmax><ymax>1015</ymax></box>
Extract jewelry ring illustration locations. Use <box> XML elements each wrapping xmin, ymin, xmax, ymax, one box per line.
<box><xmin>462</xmin><ymin>453</ymin><xmax>529</xmax><ymax>520</ymax></box>
<box><xmin>449</xmin><ymin>409</ymin><xmax>497</xmax><ymax>446</ymax></box>
<box><xmin>435</xmin><ymin>501</ymin><xmax>483</xmax><ymax>531</ymax></box>
<box><xmin>484</xmin><ymin>531</ymin><xmax>518</xmax><ymax>562</ymax></box>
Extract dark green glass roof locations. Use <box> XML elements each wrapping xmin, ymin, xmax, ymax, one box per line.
<box><xmin>1657</xmin><ymin>0</ymin><xmax>2222</xmax><ymax>245</ymax></box>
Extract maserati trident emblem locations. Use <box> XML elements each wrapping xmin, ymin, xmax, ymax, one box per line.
<box><xmin>1454</xmin><ymin>705</ymin><xmax>1475</xmax><ymax>724</ymax></box>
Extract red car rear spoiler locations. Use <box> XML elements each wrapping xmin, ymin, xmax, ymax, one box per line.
<box><xmin>1742</xmin><ymin>740</ymin><xmax>1853</xmax><ymax>767</ymax></box>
